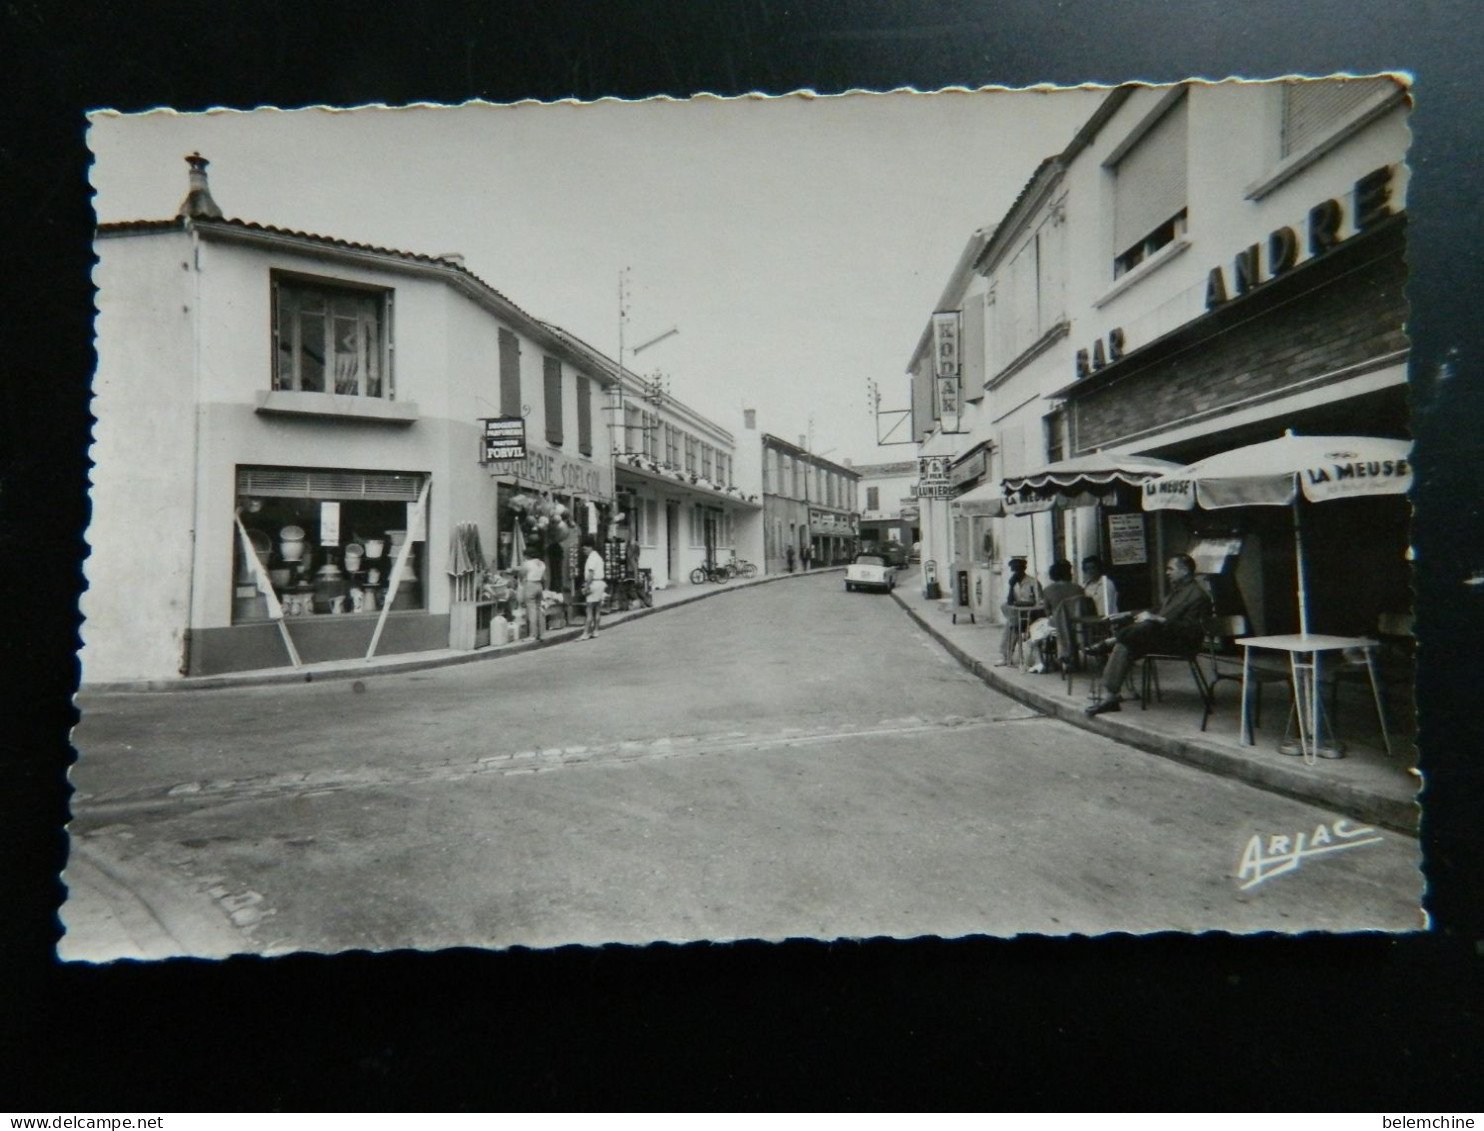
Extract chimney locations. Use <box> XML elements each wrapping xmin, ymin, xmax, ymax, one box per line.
<box><xmin>439</xmin><ymin>252</ymin><xmax>466</xmax><ymax>268</ymax></box>
<box><xmin>743</xmin><ymin>409</ymin><xmax>756</xmax><ymax>430</ymax></box>
<box><xmin>798</xmin><ymin>435</ymin><xmax>807</xmax><ymax>449</ymax></box>
<box><xmin>177</xmin><ymin>152</ymin><xmax>223</xmax><ymax>220</ymax></box>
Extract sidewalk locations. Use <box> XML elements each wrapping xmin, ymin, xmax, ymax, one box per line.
<box><xmin>83</xmin><ymin>567</ymin><xmax>842</xmax><ymax>695</ymax></box>
<box><xmin>890</xmin><ymin>569</ymin><xmax>1420</xmax><ymax>835</ymax></box>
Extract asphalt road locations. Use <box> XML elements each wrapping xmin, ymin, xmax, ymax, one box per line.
<box><xmin>63</xmin><ymin>573</ymin><xmax>1424</xmax><ymax>958</ymax></box>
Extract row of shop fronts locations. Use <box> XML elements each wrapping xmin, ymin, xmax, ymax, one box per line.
<box><xmin>759</xmin><ymin>434</ymin><xmax>861</xmax><ymax>572</ymax></box>
<box><xmin>906</xmin><ymin>77</ymin><xmax>1413</xmax><ymax>638</ymax></box>
<box><xmin>82</xmin><ymin>156</ymin><xmax>760</xmax><ymax>683</ymax></box>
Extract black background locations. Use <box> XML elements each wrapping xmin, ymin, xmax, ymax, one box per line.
<box><xmin>4</xmin><ymin>0</ymin><xmax>1482</xmax><ymax>1110</ymax></box>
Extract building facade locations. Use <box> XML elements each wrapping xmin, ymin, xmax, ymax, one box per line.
<box><xmin>540</xmin><ymin>326</ymin><xmax>761</xmax><ymax>588</ymax></box>
<box><xmin>83</xmin><ymin>156</ymin><xmax>749</xmax><ymax>683</ymax></box>
<box><xmin>910</xmin><ymin>77</ymin><xmax>1411</xmax><ymax>634</ymax></box>
<box><xmin>852</xmin><ymin>459</ymin><xmax>920</xmax><ymax>552</ymax></box>
<box><xmin>760</xmin><ymin>435</ymin><xmax>860</xmax><ymax>572</ymax></box>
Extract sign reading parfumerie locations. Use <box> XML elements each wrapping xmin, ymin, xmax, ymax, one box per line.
<box><xmin>482</xmin><ymin>416</ymin><xmax>527</xmax><ymax>462</ymax></box>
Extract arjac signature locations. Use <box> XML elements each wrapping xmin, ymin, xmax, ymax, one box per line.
<box><xmin>1237</xmin><ymin>819</ymin><xmax>1383</xmax><ymax>890</ymax></box>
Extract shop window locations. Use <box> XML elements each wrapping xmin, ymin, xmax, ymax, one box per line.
<box><xmin>1111</xmin><ymin>93</ymin><xmax>1189</xmax><ymax>278</ymax></box>
<box><xmin>273</xmin><ymin>277</ymin><xmax>389</xmax><ymax>397</ymax></box>
<box><xmin>499</xmin><ymin>328</ymin><xmax>521</xmax><ymax>417</ymax></box>
<box><xmin>232</xmin><ymin>467</ymin><xmax>427</xmax><ymax>624</ymax></box>
<box><xmin>578</xmin><ymin>375</ymin><xmax>593</xmax><ymax>456</ymax></box>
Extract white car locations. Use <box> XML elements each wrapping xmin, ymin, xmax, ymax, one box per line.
<box><xmin>845</xmin><ymin>552</ymin><xmax>896</xmax><ymax>593</ymax></box>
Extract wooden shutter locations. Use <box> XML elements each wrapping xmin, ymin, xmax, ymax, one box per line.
<box><xmin>577</xmin><ymin>375</ymin><xmax>592</xmax><ymax>455</ymax></box>
<box><xmin>1113</xmin><ymin>95</ymin><xmax>1188</xmax><ymax>254</ymax></box>
<box><xmin>543</xmin><ymin>356</ymin><xmax>563</xmax><ymax>445</ymax></box>
<box><xmin>499</xmin><ymin>328</ymin><xmax>521</xmax><ymax>417</ymax></box>
<box><xmin>1282</xmin><ymin>78</ymin><xmax>1391</xmax><ymax>158</ymax></box>
<box><xmin>961</xmin><ymin>292</ymin><xmax>986</xmax><ymax>398</ymax></box>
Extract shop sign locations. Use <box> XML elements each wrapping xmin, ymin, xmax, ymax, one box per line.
<box><xmin>482</xmin><ymin>416</ymin><xmax>527</xmax><ymax>463</ymax></box>
<box><xmin>1075</xmin><ymin>328</ymin><xmax>1126</xmax><ymax>380</ymax></box>
<box><xmin>931</xmin><ymin>310</ymin><xmax>961</xmax><ymax>378</ymax></box>
<box><xmin>917</xmin><ymin>482</ymin><xmax>954</xmax><ymax>500</ymax></box>
<box><xmin>319</xmin><ymin>501</ymin><xmax>341</xmax><ymax>546</ymax></box>
<box><xmin>918</xmin><ymin>456</ymin><xmax>951</xmax><ymax>480</ymax></box>
<box><xmin>1107</xmin><ymin>513</ymin><xmax>1147</xmax><ymax>566</ymax></box>
<box><xmin>1205</xmin><ymin>165</ymin><xmax>1395</xmax><ymax>310</ymax></box>
<box><xmin>950</xmin><ymin>450</ymin><xmax>987</xmax><ymax>486</ymax></box>
<box><xmin>498</xmin><ymin>448</ymin><xmax>613</xmax><ymax>500</ymax></box>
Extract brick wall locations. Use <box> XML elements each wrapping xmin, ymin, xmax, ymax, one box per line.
<box><xmin>1072</xmin><ymin>229</ymin><xmax>1408</xmax><ymax>454</ymax></box>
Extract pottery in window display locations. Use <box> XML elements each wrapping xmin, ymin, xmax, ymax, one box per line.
<box><xmin>344</xmin><ymin>542</ymin><xmax>364</xmax><ymax>572</ymax></box>
<box><xmin>279</xmin><ymin>525</ymin><xmax>307</xmax><ymax>562</ymax></box>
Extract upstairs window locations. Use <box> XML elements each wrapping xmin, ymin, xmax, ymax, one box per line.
<box><xmin>577</xmin><ymin>375</ymin><xmax>593</xmax><ymax>456</ymax></box>
<box><xmin>866</xmin><ymin>486</ymin><xmax>880</xmax><ymax>511</ymax></box>
<box><xmin>1282</xmin><ymin>77</ymin><xmax>1395</xmax><ymax>159</ymax></box>
<box><xmin>543</xmin><ymin>356</ymin><xmax>564</xmax><ymax>445</ymax></box>
<box><xmin>1112</xmin><ymin>94</ymin><xmax>1189</xmax><ymax>278</ymax></box>
<box><xmin>274</xmin><ymin>277</ymin><xmax>389</xmax><ymax>397</ymax></box>
<box><xmin>498</xmin><ymin>329</ymin><xmax>521</xmax><ymax>418</ymax></box>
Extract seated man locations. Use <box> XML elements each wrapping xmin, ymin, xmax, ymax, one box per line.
<box><xmin>996</xmin><ymin>556</ymin><xmax>1043</xmax><ymax>666</ymax></box>
<box><xmin>1084</xmin><ymin>553</ymin><xmax>1213</xmax><ymax>715</ymax></box>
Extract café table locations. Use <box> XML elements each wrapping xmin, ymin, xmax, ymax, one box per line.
<box><xmin>1236</xmin><ymin>634</ymin><xmax>1391</xmax><ymax>764</ymax></box>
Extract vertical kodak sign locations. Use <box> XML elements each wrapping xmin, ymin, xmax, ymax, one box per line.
<box><xmin>931</xmin><ymin>310</ymin><xmax>961</xmax><ymax>429</ymax></box>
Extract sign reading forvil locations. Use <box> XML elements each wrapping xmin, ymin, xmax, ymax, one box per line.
<box><xmin>482</xmin><ymin>416</ymin><xmax>527</xmax><ymax>462</ymax></box>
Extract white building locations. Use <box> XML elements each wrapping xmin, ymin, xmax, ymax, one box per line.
<box><xmin>852</xmin><ymin>459</ymin><xmax>919</xmax><ymax>553</ymax></box>
<box><xmin>912</xmin><ymin>77</ymin><xmax>1412</xmax><ymax>632</ymax></box>
<box><xmin>84</xmin><ymin>154</ymin><xmax>753</xmax><ymax>683</ymax></box>
<box><xmin>543</xmin><ymin>324</ymin><xmax>762</xmax><ymax>587</ymax></box>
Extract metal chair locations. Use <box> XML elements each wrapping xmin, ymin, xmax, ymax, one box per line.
<box><xmin>1138</xmin><ymin>632</ymin><xmax>1217</xmax><ymax>731</ymax></box>
<box><xmin>1204</xmin><ymin>614</ymin><xmax>1293</xmax><ymax>732</ymax></box>
<box><xmin>1325</xmin><ymin>612</ymin><xmax>1414</xmax><ymax>748</ymax></box>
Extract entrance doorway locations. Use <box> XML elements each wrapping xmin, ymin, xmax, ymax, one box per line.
<box><xmin>666</xmin><ymin>500</ymin><xmax>680</xmax><ymax>583</ymax></box>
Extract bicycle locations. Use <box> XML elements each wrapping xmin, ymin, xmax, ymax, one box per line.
<box><xmin>690</xmin><ymin>561</ymin><xmax>731</xmax><ymax>585</ymax></box>
<box><xmin>728</xmin><ymin>558</ymin><xmax>759</xmax><ymax>579</ymax></box>
<box><xmin>609</xmin><ymin>568</ymin><xmax>655</xmax><ymax>610</ymax></box>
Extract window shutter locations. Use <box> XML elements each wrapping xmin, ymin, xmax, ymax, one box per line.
<box><xmin>499</xmin><ymin>329</ymin><xmax>521</xmax><ymax>417</ymax></box>
<box><xmin>1282</xmin><ymin>78</ymin><xmax>1391</xmax><ymax>158</ymax></box>
<box><xmin>577</xmin><ymin>375</ymin><xmax>593</xmax><ymax>455</ymax></box>
<box><xmin>1114</xmin><ymin>95</ymin><xmax>1188</xmax><ymax>254</ymax></box>
<box><xmin>543</xmin><ymin>356</ymin><xmax>563</xmax><ymax>445</ymax></box>
<box><xmin>961</xmin><ymin>292</ymin><xmax>986</xmax><ymax>397</ymax></box>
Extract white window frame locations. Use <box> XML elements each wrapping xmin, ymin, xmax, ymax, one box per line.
<box><xmin>273</xmin><ymin>274</ymin><xmax>392</xmax><ymax>398</ymax></box>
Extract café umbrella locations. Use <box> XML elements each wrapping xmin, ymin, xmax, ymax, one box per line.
<box><xmin>1000</xmin><ymin>452</ymin><xmax>1183</xmax><ymax>573</ymax></box>
<box><xmin>1140</xmin><ymin>431</ymin><xmax>1413</xmax><ymax>635</ymax></box>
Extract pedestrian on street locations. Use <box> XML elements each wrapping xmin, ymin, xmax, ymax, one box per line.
<box><xmin>1084</xmin><ymin>553</ymin><xmax>1213</xmax><ymax>715</ymax></box>
<box><xmin>580</xmin><ymin>535</ymin><xmax>606</xmax><ymax>640</ymax></box>
<box><xmin>801</xmin><ymin>544</ymin><xmax>812</xmax><ymax>571</ymax></box>
<box><xmin>786</xmin><ymin>544</ymin><xmax>795</xmax><ymax>573</ymax></box>
<box><xmin>520</xmin><ymin>547</ymin><xmax>547</xmax><ymax>642</ymax></box>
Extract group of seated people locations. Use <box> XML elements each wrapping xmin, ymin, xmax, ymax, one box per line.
<box><xmin>996</xmin><ymin>554</ymin><xmax>1118</xmax><ymax>672</ymax></box>
<box><xmin>996</xmin><ymin>552</ymin><xmax>1215</xmax><ymax>717</ymax></box>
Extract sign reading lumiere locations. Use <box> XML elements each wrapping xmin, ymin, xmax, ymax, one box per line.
<box><xmin>931</xmin><ymin>310</ymin><xmax>962</xmax><ymax>430</ymax></box>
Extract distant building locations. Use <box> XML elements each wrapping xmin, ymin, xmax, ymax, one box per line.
<box><xmin>760</xmin><ymin>435</ymin><xmax>860</xmax><ymax>571</ymax></box>
<box><xmin>851</xmin><ymin>459</ymin><xmax>919</xmax><ymax>552</ymax></box>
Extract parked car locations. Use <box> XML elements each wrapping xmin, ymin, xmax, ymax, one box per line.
<box><xmin>845</xmin><ymin>552</ymin><xmax>896</xmax><ymax>593</ymax></box>
<box><xmin>880</xmin><ymin>540</ymin><xmax>909</xmax><ymax>569</ymax></box>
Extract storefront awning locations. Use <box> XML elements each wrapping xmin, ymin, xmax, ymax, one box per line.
<box><xmin>950</xmin><ymin>480</ymin><xmax>1005</xmax><ymax>517</ymax></box>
